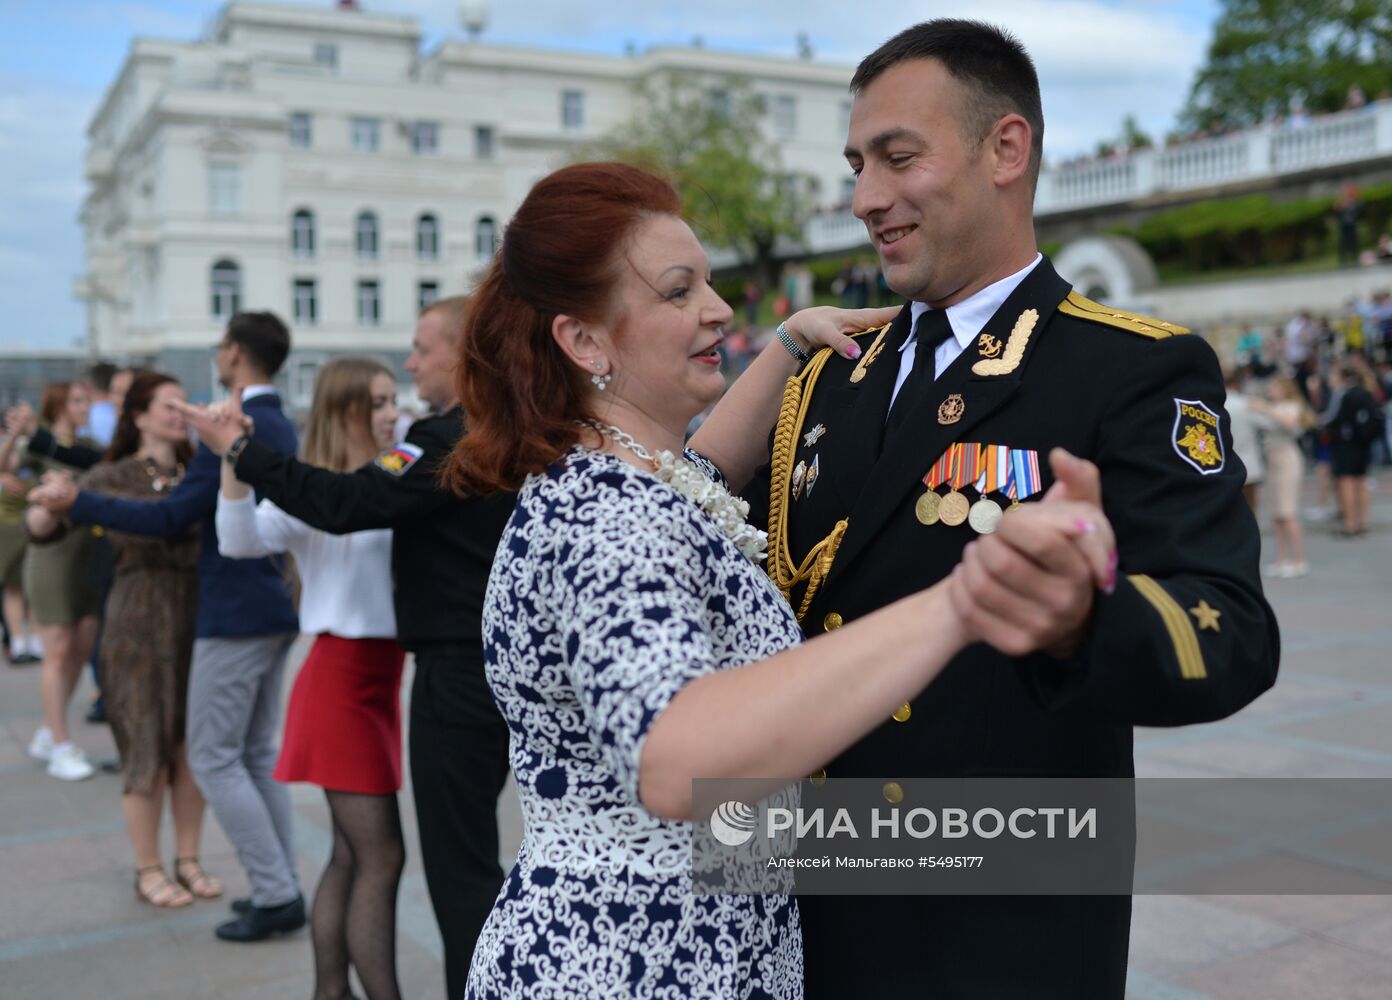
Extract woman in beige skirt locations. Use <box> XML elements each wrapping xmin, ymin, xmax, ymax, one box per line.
<box><xmin>1252</xmin><ymin>377</ymin><xmax>1314</xmax><ymax>577</ymax></box>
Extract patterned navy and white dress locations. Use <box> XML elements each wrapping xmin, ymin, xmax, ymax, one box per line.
<box><xmin>466</xmin><ymin>448</ymin><xmax>804</xmax><ymax>999</ymax></box>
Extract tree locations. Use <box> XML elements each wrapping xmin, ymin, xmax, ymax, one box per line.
<box><xmin>575</xmin><ymin>73</ymin><xmax>815</xmax><ymax>288</ymax></box>
<box><xmin>1180</xmin><ymin>0</ymin><xmax>1392</xmax><ymax>131</ymax></box>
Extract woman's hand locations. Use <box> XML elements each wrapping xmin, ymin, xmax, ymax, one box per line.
<box><xmin>24</xmin><ymin>502</ymin><xmax>60</xmax><ymax>540</ymax></box>
<box><xmin>783</xmin><ymin>305</ymin><xmax>900</xmax><ymax>360</ymax></box>
<box><xmin>27</xmin><ymin>470</ymin><xmax>78</xmax><ymax>514</ymax></box>
<box><xmin>174</xmin><ymin>391</ymin><xmax>254</xmax><ymax>456</ymax></box>
<box><xmin>948</xmin><ymin>450</ymin><xmax>1116</xmax><ymax>658</ymax></box>
<box><xmin>4</xmin><ymin>402</ymin><xmax>36</xmax><ymax>437</ymax></box>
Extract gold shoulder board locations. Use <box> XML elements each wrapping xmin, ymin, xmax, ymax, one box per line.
<box><xmin>1056</xmin><ymin>291</ymin><xmax>1189</xmax><ymax>340</ymax></box>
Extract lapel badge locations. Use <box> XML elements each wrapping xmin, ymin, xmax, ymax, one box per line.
<box><xmin>804</xmin><ymin>454</ymin><xmax>821</xmax><ymax>497</ymax></box>
<box><xmin>937</xmin><ymin>393</ymin><xmax>965</xmax><ymax>425</ymax></box>
<box><xmin>803</xmin><ymin>423</ymin><xmax>827</xmax><ymax>448</ymax></box>
<box><xmin>1172</xmin><ymin>398</ymin><xmax>1225</xmax><ymax>475</ymax></box>
<box><xmin>791</xmin><ymin>460</ymin><xmax>808</xmax><ymax>500</ymax></box>
<box><xmin>972</xmin><ymin>308</ymin><xmax>1038</xmax><ymax>376</ymax></box>
<box><xmin>976</xmin><ymin>333</ymin><xmax>1003</xmax><ymax>359</ymax></box>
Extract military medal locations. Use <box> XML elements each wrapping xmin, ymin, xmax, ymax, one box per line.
<box><xmin>791</xmin><ymin>460</ymin><xmax>807</xmax><ymax>500</ymax></box>
<box><xmin>937</xmin><ymin>393</ymin><xmax>965</xmax><ymax>425</ymax></box>
<box><xmin>968</xmin><ymin>445</ymin><xmax>1005</xmax><ymax>533</ymax></box>
<box><xmin>804</xmin><ymin>454</ymin><xmax>821</xmax><ymax>497</ymax></box>
<box><xmin>915</xmin><ymin>490</ymin><xmax>941</xmax><ymax>525</ymax></box>
<box><xmin>848</xmin><ymin>325</ymin><xmax>890</xmax><ymax>383</ymax></box>
<box><xmin>938</xmin><ymin>443</ymin><xmax>971</xmax><ymax>526</ymax></box>
<box><xmin>1002</xmin><ymin>447</ymin><xmax>1041</xmax><ymax>513</ymax></box>
<box><xmin>803</xmin><ymin>424</ymin><xmax>827</xmax><ymax>447</ymax></box>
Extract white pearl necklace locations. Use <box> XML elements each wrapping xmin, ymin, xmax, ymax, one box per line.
<box><xmin>583</xmin><ymin>421</ymin><xmax>768</xmax><ymax>562</ymax></box>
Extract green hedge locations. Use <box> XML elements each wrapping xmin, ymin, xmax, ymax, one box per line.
<box><xmin>1111</xmin><ymin>183</ymin><xmax>1392</xmax><ymax>275</ymax></box>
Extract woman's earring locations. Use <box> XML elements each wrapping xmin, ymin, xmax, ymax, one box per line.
<box><xmin>590</xmin><ymin>361</ymin><xmax>611</xmax><ymax>391</ymax></box>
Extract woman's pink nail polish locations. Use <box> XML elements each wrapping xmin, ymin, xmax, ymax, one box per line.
<box><xmin>1073</xmin><ymin>518</ymin><xmax>1096</xmax><ymax>535</ymax></box>
<box><xmin>848</xmin><ymin>344</ymin><xmax>861</xmax><ymax>359</ymax></box>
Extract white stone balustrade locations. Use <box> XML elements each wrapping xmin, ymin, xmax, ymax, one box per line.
<box><xmin>1033</xmin><ymin>102</ymin><xmax>1392</xmax><ymax>216</ymax></box>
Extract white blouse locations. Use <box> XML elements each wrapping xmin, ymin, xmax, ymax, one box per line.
<box><xmin>216</xmin><ymin>493</ymin><xmax>396</xmax><ymax>639</ymax></box>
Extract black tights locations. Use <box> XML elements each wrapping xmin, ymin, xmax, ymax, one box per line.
<box><xmin>311</xmin><ymin>790</ymin><xmax>405</xmax><ymax>1000</ymax></box>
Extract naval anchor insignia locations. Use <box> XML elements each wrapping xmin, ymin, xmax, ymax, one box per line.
<box><xmin>976</xmin><ymin>333</ymin><xmax>1003</xmax><ymax>359</ymax></box>
<box><xmin>971</xmin><ymin>309</ymin><xmax>1038</xmax><ymax>376</ymax></box>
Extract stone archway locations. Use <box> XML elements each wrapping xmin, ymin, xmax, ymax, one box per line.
<box><xmin>1052</xmin><ymin>235</ymin><xmax>1158</xmax><ymax>310</ymax></box>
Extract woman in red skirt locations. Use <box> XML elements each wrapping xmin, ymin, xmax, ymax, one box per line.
<box><xmin>214</xmin><ymin>358</ymin><xmax>406</xmax><ymax>1000</ymax></box>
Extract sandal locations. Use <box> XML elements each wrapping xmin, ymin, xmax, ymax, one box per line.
<box><xmin>135</xmin><ymin>864</ymin><xmax>194</xmax><ymax>908</ymax></box>
<box><xmin>174</xmin><ymin>856</ymin><xmax>224</xmax><ymax>900</ymax></box>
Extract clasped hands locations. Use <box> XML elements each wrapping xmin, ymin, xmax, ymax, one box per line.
<box><xmin>947</xmin><ymin>448</ymin><xmax>1117</xmax><ymax>659</ymax></box>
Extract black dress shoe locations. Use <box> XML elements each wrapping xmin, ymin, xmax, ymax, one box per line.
<box><xmin>230</xmin><ymin>897</ymin><xmax>253</xmax><ymax>914</ymax></box>
<box><xmin>214</xmin><ymin>895</ymin><xmax>306</xmax><ymax>942</ymax></box>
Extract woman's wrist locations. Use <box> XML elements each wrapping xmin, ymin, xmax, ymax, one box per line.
<box><xmin>775</xmin><ymin>321</ymin><xmax>813</xmax><ymax>365</ymax></box>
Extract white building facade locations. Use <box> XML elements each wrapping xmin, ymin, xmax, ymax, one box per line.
<box><xmin>77</xmin><ymin>1</ymin><xmax>857</xmax><ymax>403</ymax></box>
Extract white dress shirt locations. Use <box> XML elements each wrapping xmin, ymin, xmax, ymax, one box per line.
<box><xmin>888</xmin><ymin>253</ymin><xmax>1043</xmax><ymax>411</ymax></box>
<box><xmin>216</xmin><ymin>493</ymin><xmax>397</xmax><ymax>639</ymax></box>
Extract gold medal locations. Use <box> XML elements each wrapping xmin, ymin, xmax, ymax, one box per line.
<box><xmin>968</xmin><ymin>497</ymin><xmax>1004</xmax><ymax>534</ymax></box>
<box><xmin>1007</xmin><ymin>499</ymin><xmax>1021</xmax><ymax>512</ymax></box>
<box><xmin>915</xmin><ymin>491</ymin><xmax>941</xmax><ymax>525</ymax></box>
<box><xmin>791</xmin><ymin>460</ymin><xmax>807</xmax><ymax>500</ymax></box>
<box><xmin>939</xmin><ymin>490</ymin><xmax>970</xmax><ymax>526</ymax></box>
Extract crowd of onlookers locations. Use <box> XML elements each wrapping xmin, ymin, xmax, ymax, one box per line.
<box><xmin>1225</xmin><ymin>299</ymin><xmax>1390</xmax><ymax>576</ymax></box>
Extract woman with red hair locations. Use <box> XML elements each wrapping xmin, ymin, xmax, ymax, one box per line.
<box><xmin>448</xmin><ymin>162</ymin><xmax>1114</xmax><ymax>996</ymax></box>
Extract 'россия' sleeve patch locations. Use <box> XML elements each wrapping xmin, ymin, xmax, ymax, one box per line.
<box><xmin>375</xmin><ymin>442</ymin><xmax>423</xmax><ymax>476</ymax></box>
<box><xmin>1171</xmin><ymin>398</ymin><xmax>1224</xmax><ymax>475</ymax></box>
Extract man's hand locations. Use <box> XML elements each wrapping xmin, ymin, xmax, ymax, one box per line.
<box><xmin>948</xmin><ymin>450</ymin><xmax>1115</xmax><ymax>659</ymax></box>
<box><xmin>174</xmin><ymin>390</ymin><xmax>254</xmax><ymax>456</ymax></box>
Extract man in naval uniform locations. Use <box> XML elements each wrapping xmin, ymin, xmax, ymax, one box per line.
<box><xmin>742</xmin><ymin>20</ymin><xmax>1281</xmax><ymax>999</ymax></box>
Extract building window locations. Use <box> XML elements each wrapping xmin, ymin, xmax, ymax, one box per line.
<box><xmin>288</xmin><ymin>112</ymin><xmax>312</xmax><ymax>148</ymax></box>
<box><xmin>210</xmin><ymin>259</ymin><xmax>241</xmax><ymax>321</ymax></box>
<box><xmin>290</xmin><ymin>209</ymin><xmax>315</xmax><ymax>258</ymax></box>
<box><xmin>839</xmin><ymin>100</ymin><xmax>853</xmax><ymax>137</ymax></box>
<box><xmin>841</xmin><ymin>176</ymin><xmax>857</xmax><ymax>205</ymax></box>
<box><xmin>411</xmin><ymin>121</ymin><xmax>439</xmax><ymax>155</ymax></box>
<box><xmin>772</xmin><ymin>95</ymin><xmax>797</xmax><ymax>137</ymax></box>
<box><xmin>292</xmin><ymin>278</ymin><xmax>317</xmax><ymax>325</ymax></box>
<box><xmin>416</xmin><ymin>213</ymin><xmax>439</xmax><ymax>260</ymax></box>
<box><xmin>475</xmin><ymin>125</ymin><xmax>494</xmax><ymax>160</ymax></box>
<box><xmin>561</xmin><ymin>90</ymin><xmax>584</xmax><ymax>130</ymax></box>
<box><xmin>707</xmin><ymin>89</ymin><xmax>730</xmax><ymax>120</ymax></box>
<box><xmin>475</xmin><ymin>216</ymin><xmax>496</xmax><ymax>260</ymax></box>
<box><xmin>313</xmin><ymin>43</ymin><xmax>337</xmax><ymax>70</ymax></box>
<box><xmin>355</xmin><ymin>210</ymin><xmax>378</xmax><ymax>259</ymax></box>
<box><xmin>356</xmin><ymin>280</ymin><xmax>381</xmax><ymax>326</ymax></box>
<box><xmin>291</xmin><ymin>359</ymin><xmax>319</xmax><ymax>408</ymax></box>
<box><xmin>351</xmin><ymin>117</ymin><xmax>380</xmax><ymax>152</ymax></box>
<box><xmin>418</xmin><ymin>280</ymin><xmax>439</xmax><ymax>312</ymax></box>
<box><xmin>208</xmin><ymin>162</ymin><xmax>240</xmax><ymax>215</ymax></box>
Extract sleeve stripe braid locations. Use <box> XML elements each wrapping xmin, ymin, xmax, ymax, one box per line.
<box><xmin>1129</xmin><ymin>574</ymin><xmax>1207</xmax><ymax>680</ymax></box>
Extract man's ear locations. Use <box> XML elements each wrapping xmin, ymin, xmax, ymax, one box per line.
<box><xmin>551</xmin><ymin>314</ymin><xmax>610</xmax><ymax>377</ymax></box>
<box><xmin>991</xmin><ymin>114</ymin><xmax>1033</xmax><ymax>188</ymax></box>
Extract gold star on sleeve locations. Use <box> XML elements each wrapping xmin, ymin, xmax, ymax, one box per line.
<box><xmin>1188</xmin><ymin>600</ymin><xmax>1222</xmax><ymax>633</ymax></box>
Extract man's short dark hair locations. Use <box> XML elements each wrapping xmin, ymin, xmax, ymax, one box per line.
<box><xmin>224</xmin><ymin>311</ymin><xmax>291</xmax><ymax>377</ymax></box>
<box><xmin>851</xmin><ymin>19</ymin><xmax>1044</xmax><ymax>186</ymax></box>
<box><xmin>88</xmin><ymin>361</ymin><xmax>118</xmax><ymax>393</ymax></box>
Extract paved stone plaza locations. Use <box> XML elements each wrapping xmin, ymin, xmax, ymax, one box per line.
<box><xmin>2</xmin><ymin>474</ymin><xmax>1389</xmax><ymax>999</ymax></box>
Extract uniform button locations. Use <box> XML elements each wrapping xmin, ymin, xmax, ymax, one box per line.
<box><xmin>892</xmin><ymin>703</ymin><xmax>912</xmax><ymax>723</ymax></box>
<box><xmin>809</xmin><ymin>769</ymin><xmax>827</xmax><ymax>786</ymax></box>
<box><xmin>822</xmin><ymin>612</ymin><xmax>844</xmax><ymax>631</ymax></box>
<box><xmin>882</xmin><ymin>781</ymin><xmax>904</xmax><ymax>804</ymax></box>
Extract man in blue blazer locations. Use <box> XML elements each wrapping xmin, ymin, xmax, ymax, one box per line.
<box><xmin>40</xmin><ymin>313</ymin><xmax>305</xmax><ymax>941</ymax></box>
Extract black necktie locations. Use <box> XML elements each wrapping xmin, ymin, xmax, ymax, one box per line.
<box><xmin>886</xmin><ymin>308</ymin><xmax>954</xmax><ymax>432</ymax></box>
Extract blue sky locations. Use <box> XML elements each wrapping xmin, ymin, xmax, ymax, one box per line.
<box><xmin>0</xmin><ymin>0</ymin><xmax>1218</xmax><ymax>351</ymax></box>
